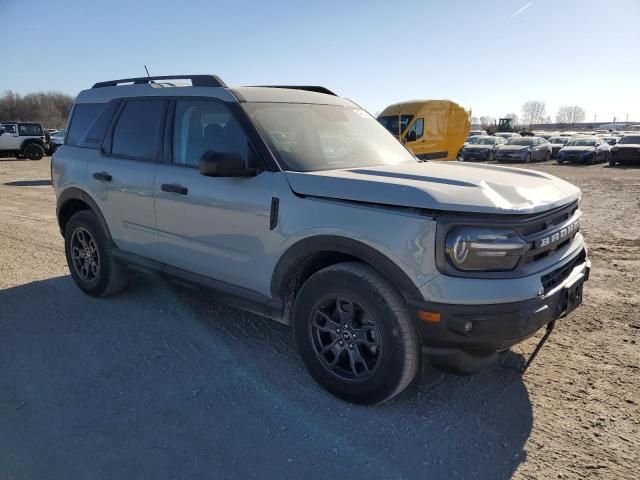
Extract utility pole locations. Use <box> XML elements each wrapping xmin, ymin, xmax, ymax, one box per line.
<box><xmin>626</xmin><ymin>113</ymin><xmax>629</xmax><ymax>126</ymax></box>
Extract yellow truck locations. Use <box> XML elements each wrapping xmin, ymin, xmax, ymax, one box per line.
<box><xmin>378</xmin><ymin>100</ymin><xmax>470</xmax><ymax>161</ymax></box>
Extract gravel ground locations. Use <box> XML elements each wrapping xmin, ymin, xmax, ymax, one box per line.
<box><xmin>1</xmin><ymin>157</ymin><xmax>638</xmax><ymax>480</ymax></box>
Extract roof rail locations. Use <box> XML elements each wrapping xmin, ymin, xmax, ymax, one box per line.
<box><xmin>255</xmin><ymin>85</ymin><xmax>337</xmax><ymax>96</ymax></box>
<box><xmin>92</xmin><ymin>75</ymin><xmax>227</xmax><ymax>89</ymax></box>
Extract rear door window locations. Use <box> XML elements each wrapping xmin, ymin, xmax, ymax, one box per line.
<box><xmin>111</xmin><ymin>99</ymin><xmax>166</xmax><ymax>161</ymax></box>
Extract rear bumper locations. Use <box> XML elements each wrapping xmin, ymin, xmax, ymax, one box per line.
<box><xmin>409</xmin><ymin>254</ymin><xmax>590</xmax><ymax>374</ymax></box>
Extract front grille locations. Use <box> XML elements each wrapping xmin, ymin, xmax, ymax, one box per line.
<box><xmin>518</xmin><ymin>201</ymin><xmax>581</xmax><ymax>266</ymax></box>
<box><xmin>612</xmin><ymin>150</ymin><xmax>640</xmax><ymax>161</ymax></box>
<box><xmin>541</xmin><ymin>248</ymin><xmax>586</xmax><ymax>293</ymax></box>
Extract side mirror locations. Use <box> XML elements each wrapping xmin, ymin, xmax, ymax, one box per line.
<box><xmin>199</xmin><ymin>151</ymin><xmax>257</xmax><ymax>178</ymax></box>
<box><xmin>406</xmin><ymin>130</ymin><xmax>417</xmax><ymax>142</ymax></box>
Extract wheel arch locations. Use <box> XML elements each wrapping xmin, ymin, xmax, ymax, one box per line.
<box><xmin>56</xmin><ymin>187</ymin><xmax>112</xmax><ymax>241</ymax></box>
<box><xmin>20</xmin><ymin>138</ymin><xmax>46</xmax><ymax>150</ymax></box>
<box><xmin>271</xmin><ymin>235</ymin><xmax>422</xmax><ymax>322</ymax></box>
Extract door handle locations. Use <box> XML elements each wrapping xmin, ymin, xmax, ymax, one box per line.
<box><xmin>161</xmin><ymin>183</ymin><xmax>188</xmax><ymax>195</ymax></box>
<box><xmin>92</xmin><ymin>172</ymin><xmax>112</xmax><ymax>182</ymax></box>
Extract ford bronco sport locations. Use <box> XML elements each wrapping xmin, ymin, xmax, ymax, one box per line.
<box><xmin>0</xmin><ymin>122</ymin><xmax>47</xmax><ymax>159</ymax></box>
<box><xmin>52</xmin><ymin>75</ymin><xmax>590</xmax><ymax>404</ymax></box>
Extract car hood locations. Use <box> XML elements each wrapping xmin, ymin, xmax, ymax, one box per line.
<box><xmin>464</xmin><ymin>145</ymin><xmax>493</xmax><ymax>151</ymax></box>
<box><xmin>562</xmin><ymin>146</ymin><xmax>594</xmax><ymax>152</ymax></box>
<box><xmin>497</xmin><ymin>145</ymin><xmax>529</xmax><ymax>152</ymax></box>
<box><xmin>285</xmin><ymin>162</ymin><xmax>581</xmax><ymax>215</ymax></box>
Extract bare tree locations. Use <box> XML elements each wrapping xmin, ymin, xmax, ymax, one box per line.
<box><xmin>470</xmin><ymin>116</ymin><xmax>480</xmax><ymax>126</ymax></box>
<box><xmin>479</xmin><ymin>116</ymin><xmax>495</xmax><ymax>127</ymax></box>
<box><xmin>556</xmin><ymin>105</ymin><xmax>586</xmax><ymax>125</ymax></box>
<box><xmin>504</xmin><ymin>112</ymin><xmax>519</xmax><ymax>126</ymax></box>
<box><xmin>0</xmin><ymin>90</ymin><xmax>74</xmax><ymax>128</ymax></box>
<box><xmin>521</xmin><ymin>101</ymin><xmax>547</xmax><ymax>126</ymax></box>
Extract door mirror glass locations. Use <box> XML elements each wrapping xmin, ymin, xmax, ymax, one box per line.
<box><xmin>199</xmin><ymin>151</ymin><xmax>257</xmax><ymax>177</ymax></box>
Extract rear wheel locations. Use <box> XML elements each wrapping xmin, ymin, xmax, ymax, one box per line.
<box><xmin>544</xmin><ymin>151</ymin><xmax>551</xmax><ymax>162</ymax></box>
<box><xmin>609</xmin><ymin>157</ymin><xmax>616</xmax><ymax>167</ymax></box>
<box><xmin>23</xmin><ymin>143</ymin><xmax>44</xmax><ymax>160</ymax></box>
<box><xmin>293</xmin><ymin>262</ymin><xmax>420</xmax><ymax>404</ymax></box>
<box><xmin>64</xmin><ymin>210</ymin><xmax>128</xmax><ymax>297</ymax></box>
<box><xmin>488</xmin><ymin>151</ymin><xmax>495</xmax><ymax>162</ymax></box>
<box><xmin>524</xmin><ymin>153</ymin><xmax>532</xmax><ymax>163</ymax></box>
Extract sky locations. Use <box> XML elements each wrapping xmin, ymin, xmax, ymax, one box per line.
<box><xmin>1</xmin><ymin>0</ymin><xmax>639</xmax><ymax>122</ymax></box>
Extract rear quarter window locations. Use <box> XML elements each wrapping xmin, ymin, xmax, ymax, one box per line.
<box><xmin>67</xmin><ymin>103</ymin><xmax>107</xmax><ymax>147</ymax></box>
<box><xmin>18</xmin><ymin>124</ymin><xmax>43</xmax><ymax>136</ymax></box>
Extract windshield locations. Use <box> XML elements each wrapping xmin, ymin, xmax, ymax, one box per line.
<box><xmin>619</xmin><ymin>135</ymin><xmax>640</xmax><ymax>144</ymax></box>
<box><xmin>566</xmin><ymin>138</ymin><xmax>596</xmax><ymax>146</ymax></box>
<box><xmin>549</xmin><ymin>137</ymin><xmax>569</xmax><ymax>144</ymax></box>
<box><xmin>377</xmin><ymin>115</ymin><xmax>413</xmax><ymax>137</ymax></box>
<box><xmin>507</xmin><ymin>138</ymin><xmax>533</xmax><ymax>146</ymax></box>
<box><xmin>466</xmin><ymin>136</ymin><xmax>482</xmax><ymax>144</ymax></box>
<box><xmin>245</xmin><ymin>103</ymin><xmax>417</xmax><ymax>172</ymax></box>
<box><xmin>471</xmin><ymin>138</ymin><xmax>495</xmax><ymax>145</ymax></box>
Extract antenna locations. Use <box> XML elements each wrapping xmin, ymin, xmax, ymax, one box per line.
<box><xmin>144</xmin><ymin>65</ymin><xmax>151</xmax><ymax>78</ymax></box>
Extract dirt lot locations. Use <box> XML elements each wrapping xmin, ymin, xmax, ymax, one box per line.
<box><xmin>1</xmin><ymin>157</ymin><xmax>638</xmax><ymax>479</ymax></box>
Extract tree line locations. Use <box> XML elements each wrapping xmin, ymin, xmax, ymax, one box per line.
<box><xmin>473</xmin><ymin>102</ymin><xmax>587</xmax><ymax>128</ymax></box>
<box><xmin>0</xmin><ymin>91</ymin><xmax>74</xmax><ymax>129</ymax></box>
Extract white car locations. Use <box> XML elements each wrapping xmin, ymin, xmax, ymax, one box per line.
<box><xmin>0</xmin><ymin>122</ymin><xmax>47</xmax><ymax>160</ymax></box>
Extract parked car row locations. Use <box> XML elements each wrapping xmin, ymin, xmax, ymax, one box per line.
<box><xmin>460</xmin><ymin>131</ymin><xmax>640</xmax><ymax>166</ymax></box>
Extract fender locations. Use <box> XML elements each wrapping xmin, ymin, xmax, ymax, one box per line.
<box><xmin>270</xmin><ymin>235</ymin><xmax>423</xmax><ymax>302</ymax></box>
<box><xmin>56</xmin><ymin>187</ymin><xmax>112</xmax><ymax>240</ymax></box>
<box><xmin>20</xmin><ymin>138</ymin><xmax>46</xmax><ymax>149</ymax></box>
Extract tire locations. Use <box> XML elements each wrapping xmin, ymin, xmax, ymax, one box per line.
<box><xmin>15</xmin><ymin>152</ymin><xmax>25</xmax><ymax>160</ymax></box>
<box><xmin>609</xmin><ymin>158</ymin><xmax>616</xmax><ymax>167</ymax></box>
<box><xmin>488</xmin><ymin>151</ymin><xmax>495</xmax><ymax>162</ymax></box>
<box><xmin>64</xmin><ymin>210</ymin><xmax>128</xmax><ymax>297</ymax></box>
<box><xmin>544</xmin><ymin>151</ymin><xmax>551</xmax><ymax>162</ymax></box>
<box><xmin>23</xmin><ymin>143</ymin><xmax>44</xmax><ymax>160</ymax></box>
<box><xmin>292</xmin><ymin>262</ymin><xmax>420</xmax><ymax>404</ymax></box>
<box><xmin>524</xmin><ymin>153</ymin><xmax>532</xmax><ymax>163</ymax></box>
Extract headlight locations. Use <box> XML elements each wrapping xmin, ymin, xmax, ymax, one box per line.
<box><xmin>445</xmin><ymin>227</ymin><xmax>528</xmax><ymax>271</ymax></box>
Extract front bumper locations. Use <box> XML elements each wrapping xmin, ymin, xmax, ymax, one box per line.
<box><xmin>409</xmin><ymin>250</ymin><xmax>590</xmax><ymax>374</ymax></box>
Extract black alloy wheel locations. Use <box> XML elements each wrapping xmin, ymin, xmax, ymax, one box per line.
<box><xmin>70</xmin><ymin>227</ymin><xmax>100</xmax><ymax>283</ymax></box>
<box><xmin>309</xmin><ymin>295</ymin><xmax>383</xmax><ymax>381</ymax></box>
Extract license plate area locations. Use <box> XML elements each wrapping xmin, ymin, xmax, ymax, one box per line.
<box><xmin>557</xmin><ymin>278</ymin><xmax>584</xmax><ymax>317</ymax></box>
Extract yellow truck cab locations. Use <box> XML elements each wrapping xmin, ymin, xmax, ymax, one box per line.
<box><xmin>378</xmin><ymin>100</ymin><xmax>470</xmax><ymax>161</ymax></box>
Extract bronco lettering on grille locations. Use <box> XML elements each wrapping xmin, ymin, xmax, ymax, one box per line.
<box><xmin>536</xmin><ymin>219</ymin><xmax>580</xmax><ymax>249</ymax></box>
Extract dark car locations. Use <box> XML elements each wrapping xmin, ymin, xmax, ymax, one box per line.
<box><xmin>609</xmin><ymin>134</ymin><xmax>640</xmax><ymax>166</ymax></box>
<box><xmin>495</xmin><ymin>136</ymin><xmax>552</xmax><ymax>163</ymax></box>
<box><xmin>601</xmin><ymin>136</ymin><xmax>620</xmax><ymax>146</ymax></box>
<box><xmin>557</xmin><ymin>137</ymin><xmax>610</xmax><ymax>164</ymax></box>
<box><xmin>459</xmin><ymin>135</ymin><xmax>506</xmax><ymax>162</ymax></box>
<box><xmin>548</xmin><ymin>136</ymin><xmax>570</xmax><ymax>158</ymax></box>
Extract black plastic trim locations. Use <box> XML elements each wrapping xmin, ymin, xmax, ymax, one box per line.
<box><xmin>269</xmin><ymin>197</ymin><xmax>279</xmax><ymax>230</ymax></box>
<box><xmin>111</xmin><ymin>248</ymin><xmax>284</xmax><ymax>323</ymax></box>
<box><xmin>270</xmin><ymin>235</ymin><xmax>423</xmax><ymax>302</ymax></box>
<box><xmin>92</xmin><ymin>75</ymin><xmax>227</xmax><ymax>89</ymax></box>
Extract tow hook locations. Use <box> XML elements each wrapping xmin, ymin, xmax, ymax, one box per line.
<box><xmin>520</xmin><ymin>320</ymin><xmax>556</xmax><ymax>374</ymax></box>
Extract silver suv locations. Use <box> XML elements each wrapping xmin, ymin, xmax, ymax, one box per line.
<box><xmin>0</xmin><ymin>122</ymin><xmax>47</xmax><ymax>159</ymax></box>
<box><xmin>53</xmin><ymin>75</ymin><xmax>590</xmax><ymax>404</ymax></box>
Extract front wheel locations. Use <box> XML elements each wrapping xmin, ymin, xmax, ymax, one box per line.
<box><xmin>488</xmin><ymin>151</ymin><xmax>495</xmax><ymax>162</ymax></box>
<box><xmin>544</xmin><ymin>151</ymin><xmax>551</xmax><ymax>162</ymax></box>
<box><xmin>609</xmin><ymin>157</ymin><xmax>616</xmax><ymax>167</ymax></box>
<box><xmin>524</xmin><ymin>153</ymin><xmax>532</xmax><ymax>163</ymax></box>
<box><xmin>293</xmin><ymin>262</ymin><xmax>420</xmax><ymax>404</ymax></box>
